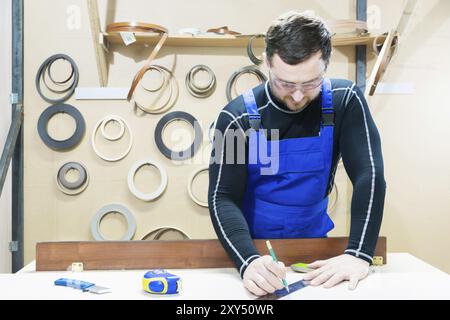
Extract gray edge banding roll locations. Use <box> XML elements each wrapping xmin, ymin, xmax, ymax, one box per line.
<box><xmin>37</xmin><ymin>103</ymin><xmax>86</xmax><ymax>151</ymax></box>
<box><xmin>247</xmin><ymin>34</ymin><xmax>265</xmax><ymax>65</ymax></box>
<box><xmin>185</xmin><ymin>64</ymin><xmax>216</xmax><ymax>98</ymax></box>
<box><xmin>47</xmin><ymin>56</ymin><xmax>75</xmax><ymax>85</ymax></box>
<box><xmin>154</xmin><ymin>111</ymin><xmax>203</xmax><ymax>160</ymax></box>
<box><xmin>91</xmin><ymin>204</ymin><xmax>136</xmax><ymax>241</ymax></box>
<box><xmin>128</xmin><ymin>158</ymin><xmax>168</xmax><ymax>201</ymax></box>
<box><xmin>35</xmin><ymin>54</ymin><xmax>79</xmax><ymax>104</ymax></box>
<box><xmin>57</xmin><ymin>162</ymin><xmax>87</xmax><ymax>190</ymax></box>
<box><xmin>226</xmin><ymin>66</ymin><xmax>267</xmax><ymax>102</ymax></box>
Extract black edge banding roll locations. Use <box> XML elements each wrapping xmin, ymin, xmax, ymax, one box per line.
<box><xmin>154</xmin><ymin>111</ymin><xmax>203</xmax><ymax>160</ymax></box>
<box><xmin>37</xmin><ymin>103</ymin><xmax>85</xmax><ymax>151</ymax></box>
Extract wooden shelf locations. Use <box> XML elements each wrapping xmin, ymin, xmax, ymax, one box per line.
<box><xmin>104</xmin><ymin>32</ymin><xmax>385</xmax><ymax>48</ymax></box>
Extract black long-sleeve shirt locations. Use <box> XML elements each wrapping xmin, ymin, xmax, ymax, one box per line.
<box><xmin>208</xmin><ymin>79</ymin><xmax>386</xmax><ymax>277</ymax></box>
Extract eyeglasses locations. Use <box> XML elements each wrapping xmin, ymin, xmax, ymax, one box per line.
<box><xmin>269</xmin><ymin>70</ymin><xmax>325</xmax><ymax>93</ymax></box>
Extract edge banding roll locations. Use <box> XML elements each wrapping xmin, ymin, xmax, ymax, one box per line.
<box><xmin>128</xmin><ymin>158</ymin><xmax>168</xmax><ymax>201</ymax></box>
<box><xmin>133</xmin><ymin>65</ymin><xmax>179</xmax><ymax>114</ymax></box>
<box><xmin>185</xmin><ymin>64</ymin><xmax>216</xmax><ymax>98</ymax></box>
<box><xmin>141</xmin><ymin>226</ymin><xmax>190</xmax><ymax>240</ymax></box>
<box><xmin>91</xmin><ymin>115</ymin><xmax>133</xmax><ymax>162</ymax></box>
<box><xmin>37</xmin><ymin>103</ymin><xmax>85</xmax><ymax>151</ymax></box>
<box><xmin>100</xmin><ymin>116</ymin><xmax>126</xmax><ymax>141</ymax></box>
<box><xmin>35</xmin><ymin>54</ymin><xmax>79</xmax><ymax>104</ymax></box>
<box><xmin>91</xmin><ymin>204</ymin><xmax>136</xmax><ymax>241</ymax></box>
<box><xmin>56</xmin><ymin>162</ymin><xmax>89</xmax><ymax>195</ymax></box>
<box><xmin>247</xmin><ymin>34</ymin><xmax>265</xmax><ymax>66</ymax></box>
<box><xmin>187</xmin><ymin>166</ymin><xmax>209</xmax><ymax>207</ymax></box>
<box><xmin>226</xmin><ymin>66</ymin><xmax>267</xmax><ymax>102</ymax></box>
<box><xmin>154</xmin><ymin>111</ymin><xmax>203</xmax><ymax>160</ymax></box>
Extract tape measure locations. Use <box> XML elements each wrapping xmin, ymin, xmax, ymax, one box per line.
<box><xmin>142</xmin><ymin>269</ymin><xmax>181</xmax><ymax>294</ymax></box>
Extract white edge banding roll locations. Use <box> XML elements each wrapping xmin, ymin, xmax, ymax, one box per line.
<box><xmin>128</xmin><ymin>158</ymin><xmax>168</xmax><ymax>201</ymax></box>
<box><xmin>91</xmin><ymin>115</ymin><xmax>133</xmax><ymax>162</ymax></box>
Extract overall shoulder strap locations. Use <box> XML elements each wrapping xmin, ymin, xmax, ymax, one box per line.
<box><xmin>321</xmin><ymin>78</ymin><xmax>334</xmax><ymax>126</ymax></box>
<box><xmin>242</xmin><ymin>89</ymin><xmax>261</xmax><ymax>130</ymax></box>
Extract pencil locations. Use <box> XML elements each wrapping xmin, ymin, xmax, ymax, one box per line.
<box><xmin>266</xmin><ymin>240</ymin><xmax>289</xmax><ymax>292</ymax></box>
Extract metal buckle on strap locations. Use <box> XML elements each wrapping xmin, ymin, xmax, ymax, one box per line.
<box><xmin>248</xmin><ymin>114</ymin><xmax>261</xmax><ymax>130</ymax></box>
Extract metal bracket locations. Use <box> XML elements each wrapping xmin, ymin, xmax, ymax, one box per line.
<box><xmin>9</xmin><ymin>241</ymin><xmax>18</xmax><ymax>252</ymax></box>
<box><xmin>9</xmin><ymin>93</ymin><xmax>18</xmax><ymax>105</ymax></box>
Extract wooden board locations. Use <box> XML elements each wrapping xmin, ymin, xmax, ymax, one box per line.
<box><xmin>36</xmin><ymin>237</ymin><xmax>386</xmax><ymax>271</ymax></box>
<box><xmin>104</xmin><ymin>32</ymin><xmax>383</xmax><ymax>47</ymax></box>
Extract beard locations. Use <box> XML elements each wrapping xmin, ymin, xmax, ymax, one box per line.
<box><xmin>284</xmin><ymin>96</ymin><xmax>311</xmax><ymax>111</ymax></box>
<box><xmin>283</xmin><ymin>90</ymin><xmax>321</xmax><ymax>112</ymax></box>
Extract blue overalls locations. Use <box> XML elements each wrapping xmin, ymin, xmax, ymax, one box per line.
<box><xmin>242</xmin><ymin>79</ymin><xmax>335</xmax><ymax>238</ymax></box>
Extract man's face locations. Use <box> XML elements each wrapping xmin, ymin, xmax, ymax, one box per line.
<box><xmin>266</xmin><ymin>51</ymin><xmax>327</xmax><ymax>112</ymax></box>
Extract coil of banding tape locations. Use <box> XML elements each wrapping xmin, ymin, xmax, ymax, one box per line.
<box><xmin>134</xmin><ymin>65</ymin><xmax>179</xmax><ymax>114</ymax></box>
<box><xmin>100</xmin><ymin>115</ymin><xmax>125</xmax><ymax>141</ymax></box>
<box><xmin>90</xmin><ymin>204</ymin><xmax>136</xmax><ymax>241</ymax></box>
<box><xmin>185</xmin><ymin>65</ymin><xmax>216</xmax><ymax>98</ymax></box>
<box><xmin>35</xmin><ymin>54</ymin><xmax>79</xmax><ymax>104</ymax></box>
<box><xmin>91</xmin><ymin>115</ymin><xmax>133</xmax><ymax>162</ymax></box>
<box><xmin>56</xmin><ymin>162</ymin><xmax>89</xmax><ymax>195</ymax></box>
<box><xmin>128</xmin><ymin>158</ymin><xmax>168</xmax><ymax>201</ymax></box>
<box><xmin>154</xmin><ymin>111</ymin><xmax>203</xmax><ymax>161</ymax></box>
<box><xmin>187</xmin><ymin>166</ymin><xmax>209</xmax><ymax>207</ymax></box>
<box><xmin>141</xmin><ymin>226</ymin><xmax>190</xmax><ymax>240</ymax></box>
<box><xmin>226</xmin><ymin>66</ymin><xmax>267</xmax><ymax>102</ymax></box>
<box><xmin>37</xmin><ymin>104</ymin><xmax>85</xmax><ymax>151</ymax></box>
<box><xmin>106</xmin><ymin>22</ymin><xmax>169</xmax><ymax>102</ymax></box>
<box><xmin>247</xmin><ymin>34</ymin><xmax>265</xmax><ymax>66</ymax></box>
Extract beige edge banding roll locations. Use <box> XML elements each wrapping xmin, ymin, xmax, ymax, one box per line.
<box><xmin>141</xmin><ymin>226</ymin><xmax>190</xmax><ymax>240</ymax></box>
<box><xmin>187</xmin><ymin>166</ymin><xmax>209</xmax><ymax>207</ymax></box>
<box><xmin>100</xmin><ymin>115</ymin><xmax>125</xmax><ymax>141</ymax></box>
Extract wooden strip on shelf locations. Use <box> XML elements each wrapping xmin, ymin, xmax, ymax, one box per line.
<box><xmin>87</xmin><ymin>0</ymin><xmax>108</xmax><ymax>86</ymax></box>
<box><xmin>36</xmin><ymin>237</ymin><xmax>386</xmax><ymax>271</ymax></box>
<box><xmin>104</xmin><ymin>33</ymin><xmax>384</xmax><ymax>47</ymax></box>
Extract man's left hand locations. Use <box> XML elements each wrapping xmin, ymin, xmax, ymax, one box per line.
<box><xmin>302</xmin><ymin>254</ymin><xmax>370</xmax><ymax>290</ymax></box>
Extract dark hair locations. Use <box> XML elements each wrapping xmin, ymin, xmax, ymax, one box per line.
<box><xmin>265</xmin><ymin>11</ymin><xmax>332</xmax><ymax>66</ymax></box>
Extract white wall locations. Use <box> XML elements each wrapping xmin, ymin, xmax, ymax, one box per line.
<box><xmin>0</xmin><ymin>0</ymin><xmax>12</xmax><ymax>274</ymax></box>
<box><xmin>369</xmin><ymin>0</ymin><xmax>450</xmax><ymax>273</ymax></box>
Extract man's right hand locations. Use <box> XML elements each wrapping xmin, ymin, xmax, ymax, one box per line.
<box><xmin>243</xmin><ymin>255</ymin><xmax>287</xmax><ymax>296</ymax></box>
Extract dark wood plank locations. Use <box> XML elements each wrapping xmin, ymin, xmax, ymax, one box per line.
<box><xmin>36</xmin><ymin>237</ymin><xmax>386</xmax><ymax>271</ymax></box>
